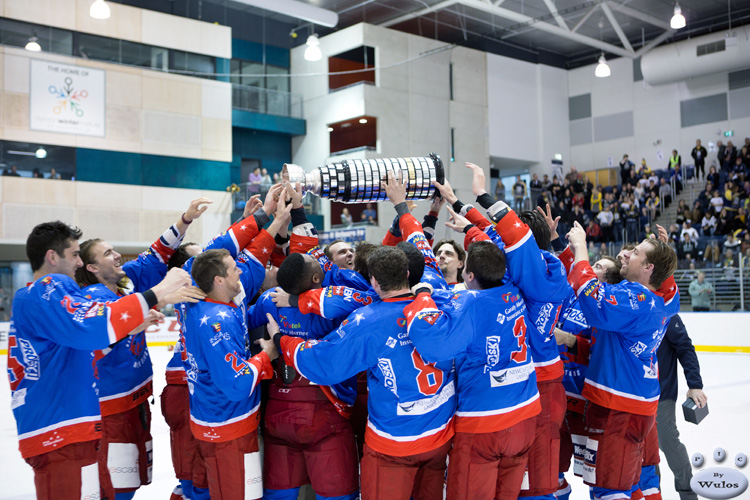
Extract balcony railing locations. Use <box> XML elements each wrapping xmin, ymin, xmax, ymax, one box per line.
<box><xmin>232</xmin><ymin>84</ymin><xmax>304</xmax><ymax>119</ymax></box>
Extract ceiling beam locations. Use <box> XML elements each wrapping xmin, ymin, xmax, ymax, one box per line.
<box><xmin>635</xmin><ymin>28</ymin><xmax>674</xmax><ymax>58</ymax></box>
<box><xmin>572</xmin><ymin>4</ymin><xmax>599</xmax><ymax>33</ymax></box>
<box><xmin>380</xmin><ymin>0</ymin><xmax>635</xmax><ymax>58</ymax></box>
<box><xmin>605</xmin><ymin>2</ymin><xmax>672</xmax><ymax>31</ymax></box>
<box><xmin>541</xmin><ymin>0</ymin><xmax>570</xmax><ymax>31</ymax></box>
<box><xmin>600</xmin><ymin>3</ymin><xmax>634</xmax><ymax>53</ymax></box>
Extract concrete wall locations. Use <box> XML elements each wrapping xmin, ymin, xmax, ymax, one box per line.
<box><xmin>567</xmin><ymin>57</ymin><xmax>750</xmax><ymax>173</ymax></box>
<box><xmin>0</xmin><ymin>176</ymin><xmax>233</xmax><ymax>253</ymax></box>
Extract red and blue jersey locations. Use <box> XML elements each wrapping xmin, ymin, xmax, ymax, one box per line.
<box><xmin>280</xmin><ymin>297</ymin><xmax>457</xmax><ymax>457</ymax></box>
<box><xmin>166</xmin><ymin>217</ymin><xmax>272</xmax><ymax>385</ymax></box>
<box><xmin>567</xmin><ymin>261</ymin><xmax>680</xmax><ymax>416</ymax></box>
<box><xmin>183</xmin><ymin>298</ymin><xmax>272</xmax><ymax>442</ymax></box>
<box><xmin>398</xmin><ymin>212</ymin><xmax>449</xmax><ymax>291</ymax></box>
<box><xmin>484</xmin><ymin>210</ymin><xmax>571</xmax><ymax>382</ymax></box>
<box><xmin>248</xmin><ymin>289</ymin><xmax>357</xmax><ymax>417</ymax></box>
<box><xmin>8</xmin><ymin>274</ymin><xmax>151</xmax><ymax>458</ymax></box>
<box><xmin>405</xmin><ymin>287</ymin><xmax>540</xmax><ymax>434</ymax></box>
<box><xmin>557</xmin><ymin>293</ymin><xmax>592</xmax><ymax>414</ymax></box>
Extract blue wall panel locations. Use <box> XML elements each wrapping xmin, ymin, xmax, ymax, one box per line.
<box><xmin>232</xmin><ymin>38</ymin><xmax>289</xmax><ymax>68</ymax></box>
<box><xmin>232</xmin><ymin>128</ymin><xmax>291</xmax><ymax>181</ymax></box>
<box><xmin>232</xmin><ymin>109</ymin><xmax>306</xmax><ymax>136</ymax></box>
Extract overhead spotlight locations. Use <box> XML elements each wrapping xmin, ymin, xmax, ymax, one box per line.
<box><xmin>304</xmin><ymin>34</ymin><xmax>322</xmax><ymax>62</ymax></box>
<box><xmin>35</xmin><ymin>147</ymin><xmax>47</xmax><ymax>159</ymax></box>
<box><xmin>90</xmin><ymin>0</ymin><xmax>111</xmax><ymax>20</ymax></box>
<box><xmin>594</xmin><ymin>53</ymin><xmax>611</xmax><ymax>78</ymax></box>
<box><xmin>25</xmin><ymin>37</ymin><xmax>41</xmax><ymax>52</ymax></box>
<box><xmin>327</xmin><ymin>127</ymin><xmax>334</xmax><ymax>132</ymax></box>
<box><xmin>359</xmin><ymin>118</ymin><xmax>368</xmax><ymax>124</ymax></box>
<box><xmin>670</xmin><ymin>3</ymin><xmax>686</xmax><ymax>29</ymax></box>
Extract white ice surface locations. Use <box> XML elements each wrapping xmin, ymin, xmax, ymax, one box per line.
<box><xmin>1</xmin><ymin>348</ymin><xmax>748</xmax><ymax>499</ymax></box>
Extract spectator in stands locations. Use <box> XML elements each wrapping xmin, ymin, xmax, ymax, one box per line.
<box><xmin>588</xmin><ymin>241</ymin><xmax>601</xmax><ymax>262</ymax></box>
<box><xmin>690</xmin><ymin>201</ymin><xmax>704</xmax><ymax>228</ymax></box>
<box><xmin>669</xmin><ymin>224</ymin><xmax>682</xmax><ymax>245</ymax></box>
<box><xmin>590</xmin><ymin>187</ymin><xmax>602</xmax><ymax>214</ymax></box>
<box><xmin>597</xmin><ymin>204</ymin><xmax>614</xmax><ymax>242</ymax></box>
<box><xmin>572</xmin><ymin>191</ymin><xmax>585</xmax><ymax>211</ymax></box>
<box><xmin>659</xmin><ymin>178</ymin><xmax>673</xmax><ymax>209</ymax></box>
<box><xmin>495</xmin><ymin>179</ymin><xmax>506</xmax><ymax>203</ymax></box>
<box><xmin>512</xmin><ymin>175</ymin><xmax>527</xmax><ymax>212</ymax></box>
<box><xmin>586</xmin><ymin>219</ymin><xmax>602</xmax><ymax>243</ymax></box>
<box><xmin>645</xmin><ymin>191</ymin><xmax>660</xmax><ymax>218</ymax></box>
<box><xmin>672</xmin><ymin>164</ymin><xmax>684</xmax><ymax>194</ymax></box>
<box><xmin>706</xmin><ymin>167</ymin><xmax>720</xmax><ymax>189</ymax></box>
<box><xmin>724</xmin><ymin>232</ymin><xmax>741</xmax><ymax>253</ymax></box>
<box><xmin>611</xmin><ymin>201</ymin><xmax>623</xmax><ymax>241</ymax></box>
<box><xmin>732</xmin><ymin>156</ymin><xmax>747</xmax><ymax>182</ymax></box>
<box><xmin>723</xmin><ymin>249</ymin><xmax>737</xmax><ymax>280</ymax></box>
<box><xmin>32</xmin><ymin>168</ymin><xmax>42</xmax><ymax>178</ymax></box>
<box><xmin>692</xmin><ymin>139</ymin><xmax>708</xmax><ymax>180</ymax></box>
<box><xmin>710</xmin><ymin>190</ymin><xmax>724</xmax><ymax>214</ymax></box>
<box><xmin>3</xmin><ymin>164</ymin><xmax>20</xmax><ymax>176</ymax></box>
<box><xmin>542</xmin><ymin>174</ymin><xmax>552</xmax><ymax>192</ymax></box>
<box><xmin>716</xmin><ymin>209</ymin><xmax>733</xmax><ymax>236</ymax></box>
<box><xmin>619</xmin><ymin>154</ymin><xmax>634</xmax><ymax>185</ymax></box>
<box><xmin>638</xmin><ymin>158</ymin><xmax>651</xmax><ymax>177</ymax></box>
<box><xmin>701</xmin><ymin>209</ymin><xmax>717</xmax><ymax>237</ymax></box>
<box><xmin>551</xmin><ymin>177</ymin><xmax>563</xmax><ymax>201</ymax></box>
<box><xmin>530</xmin><ymin>173</ymin><xmax>543</xmax><ymax>209</ymax></box>
<box><xmin>741</xmin><ymin>145</ymin><xmax>750</xmax><ymax>166</ymax></box>
<box><xmin>689</xmin><ymin>272</ymin><xmax>713</xmax><ymax>311</ymax></box>
<box><xmin>703</xmin><ymin>242</ymin><xmax>720</xmax><ymax>267</ymax></box>
<box><xmin>340</xmin><ymin>207</ymin><xmax>353</xmax><ymax>227</ymax></box>
<box><xmin>681</xmin><ymin>220</ymin><xmax>699</xmax><ymax>245</ymax></box>
<box><xmin>678</xmin><ymin>233</ymin><xmax>697</xmax><ymax>262</ymax></box>
<box><xmin>732</xmin><ymin>208</ymin><xmax>747</xmax><ymax>233</ymax></box>
<box><xmin>741</xmin><ymin>232</ymin><xmax>750</xmax><ymax>255</ymax></box>
<box><xmin>248</xmin><ymin>167</ymin><xmax>262</xmax><ymax>194</ymax></box>
<box><xmin>668</xmin><ymin>149</ymin><xmax>682</xmax><ymax>170</ymax></box>
<box><xmin>260</xmin><ymin>168</ymin><xmax>272</xmax><ymax>185</ymax></box>
<box><xmin>722</xmin><ymin>141</ymin><xmax>738</xmax><ymax>171</ymax></box>
<box><xmin>537</xmin><ymin>190</ymin><xmax>552</xmax><ymax>210</ymax></box>
<box><xmin>627</xmin><ymin>169</ymin><xmax>639</xmax><ymax>187</ymax></box>
<box><xmin>361</xmin><ymin>203</ymin><xmax>377</xmax><ymax>224</ymax></box>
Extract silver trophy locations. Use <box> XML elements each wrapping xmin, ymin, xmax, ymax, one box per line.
<box><xmin>282</xmin><ymin>153</ymin><xmax>445</xmax><ymax>203</ymax></box>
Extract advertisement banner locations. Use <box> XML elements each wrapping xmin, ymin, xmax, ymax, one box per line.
<box><xmin>29</xmin><ymin>60</ymin><xmax>105</xmax><ymax>137</ymax></box>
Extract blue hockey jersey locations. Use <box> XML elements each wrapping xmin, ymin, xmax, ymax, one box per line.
<box><xmin>8</xmin><ymin>275</ymin><xmax>150</xmax><ymax>458</ymax></box>
<box><xmin>567</xmin><ymin>261</ymin><xmax>680</xmax><ymax>416</ymax></box>
<box><xmin>483</xmin><ymin>210</ymin><xmax>571</xmax><ymax>382</ymax></box>
<box><xmin>405</xmin><ymin>288</ymin><xmax>541</xmax><ymax>434</ymax></box>
<box><xmin>280</xmin><ymin>296</ymin><xmax>456</xmax><ymax>457</ymax></box>
<box><xmin>83</xmin><ymin>224</ymin><xmax>184</xmax><ymax>416</ymax></box>
<box><xmin>557</xmin><ymin>293</ymin><xmax>591</xmax><ymax>414</ymax></box>
<box><xmin>183</xmin><ymin>298</ymin><xmax>272</xmax><ymax>442</ymax></box>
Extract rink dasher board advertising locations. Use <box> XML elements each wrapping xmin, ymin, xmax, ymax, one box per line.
<box><xmin>1</xmin><ymin>313</ymin><xmax>749</xmax><ymax>355</ymax></box>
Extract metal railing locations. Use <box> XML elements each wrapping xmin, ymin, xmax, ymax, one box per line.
<box><xmin>231</xmin><ymin>181</ymin><xmax>321</xmax><ymax>216</ymax></box>
<box><xmin>232</xmin><ymin>84</ymin><xmax>304</xmax><ymax>119</ymax></box>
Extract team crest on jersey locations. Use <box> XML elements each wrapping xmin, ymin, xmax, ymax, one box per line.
<box><xmin>638</xmin><ymin>293</ymin><xmax>646</xmax><ymax>301</ymax></box>
<box><xmin>41</xmin><ymin>277</ymin><xmax>51</xmax><ymax>285</ymax></box>
<box><xmin>417</xmin><ymin>311</ymin><xmax>442</xmax><ymax>325</ymax></box>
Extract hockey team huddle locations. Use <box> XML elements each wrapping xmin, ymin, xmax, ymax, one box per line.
<box><xmin>8</xmin><ymin>161</ymin><xmax>680</xmax><ymax>500</ymax></box>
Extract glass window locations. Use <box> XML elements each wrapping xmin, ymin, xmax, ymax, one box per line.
<box><xmin>0</xmin><ymin>18</ymin><xmax>72</xmax><ymax>55</ymax></box>
<box><xmin>77</xmin><ymin>32</ymin><xmax>119</xmax><ymax>63</ymax></box>
<box><xmin>265</xmin><ymin>65</ymin><xmax>289</xmax><ymax>94</ymax></box>
<box><xmin>240</xmin><ymin>61</ymin><xmax>264</xmax><ymax>88</ymax></box>
<box><xmin>171</xmin><ymin>50</ymin><xmax>215</xmax><ymax>79</ymax></box>
<box><xmin>122</xmin><ymin>40</ymin><xmax>167</xmax><ymax>70</ymax></box>
<box><xmin>329</xmin><ymin>46</ymin><xmax>375</xmax><ymax>91</ymax></box>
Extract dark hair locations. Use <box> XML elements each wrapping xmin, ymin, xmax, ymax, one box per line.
<box><xmin>368</xmin><ymin>246</ymin><xmax>409</xmax><ymax>292</ymax></box>
<box><xmin>434</xmin><ymin>239</ymin><xmax>465</xmax><ymax>282</ymax></box>
<box><xmin>324</xmin><ymin>240</ymin><xmax>346</xmax><ymax>260</ymax></box>
<box><xmin>169</xmin><ymin>242</ymin><xmax>200</xmax><ymax>270</ymax></box>
<box><xmin>76</xmin><ymin>238</ymin><xmax>104</xmax><ymax>287</ymax></box>
<box><xmin>465</xmin><ymin>241</ymin><xmax>506</xmax><ymax>289</ymax></box>
<box><xmin>26</xmin><ymin>221</ymin><xmax>82</xmax><ymax>272</ymax></box>
<box><xmin>643</xmin><ymin>239</ymin><xmax>678</xmax><ymax>288</ymax></box>
<box><xmin>599</xmin><ymin>255</ymin><xmax>624</xmax><ymax>285</ymax></box>
<box><xmin>396</xmin><ymin>242</ymin><xmax>425</xmax><ymax>288</ymax></box>
<box><xmin>191</xmin><ymin>249</ymin><xmax>231</xmax><ymax>293</ymax></box>
<box><xmin>277</xmin><ymin>253</ymin><xmax>318</xmax><ymax>295</ymax></box>
<box><xmin>353</xmin><ymin>241</ymin><xmax>378</xmax><ymax>282</ymax></box>
<box><xmin>518</xmin><ymin>210</ymin><xmax>551</xmax><ymax>251</ymax></box>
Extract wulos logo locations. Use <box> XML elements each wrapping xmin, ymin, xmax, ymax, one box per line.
<box><xmin>690</xmin><ymin>448</ymin><xmax>747</xmax><ymax>499</ymax></box>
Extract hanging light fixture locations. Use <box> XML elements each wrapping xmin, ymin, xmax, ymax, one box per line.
<box><xmin>25</xmin><ymin>37</ymin><xmax>41</xmax><ymax>52</ymax></box>
<box><xmin>670</xmin><ymin>3</ymin><xmax>686</xmax><ymax>29</ymax></box>
<box><xmin>594</xmin><ymin>53</ymin><xmax>611</xmax><ymax>78</ymax></box>
<box><xmin>90</xmin><ymin>0</ymin><xmax>111</xmax><ymax>20</ymax></box>
<box><xmin>304</xmin><ymin>34</ymin><xmax>322</xmax><ymax>62</ymax></box>
<box><xmin>35</xmin><ymin>147</ymin><xmax>47</xmax><ymax>159</ymax></box>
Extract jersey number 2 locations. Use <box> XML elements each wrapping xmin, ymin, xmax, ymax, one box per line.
<box><xmin>510</xmin><ymin>316</ymin><xmax>528</xmax><ymax>363</ymax></box>
<box><xmin>412</xmin><ymin>349</ymin><xmax>443</xmax><ymax>396</ymax></box>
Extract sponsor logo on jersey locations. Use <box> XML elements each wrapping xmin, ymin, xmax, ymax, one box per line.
<box><xmin>209</xmin><ymin>331</ymin><xmax>231</xmax><ymax>347</ymax></box>
<box><xmin>279</xmin><ymin>314</ymin><xmax>302</xmax><ymax>330</ymax></box>
<box><xmin>486</xmin><ymin>336</ymin><xmax>501</xmax><ymax>371</ymax></box>
<box><xmin>489</xmin><ymin>363</ymin><xmax>534</xmax><ymax>387</ymax></box>
<box><xmin>417</xmin><ymin>311</ymin><xmax>441</xmax><ymax>325</ymax></box>
<box><xmin>386</xmin><ymin>337</ymin><xmax>397</xmax><ymax>348</ymax></box>
<box><xmin>502</xmin><ymin>292</ymin><xmax>521</xmax><ymax>303</ymax></box>
<box><xmin>496</xmin><ymin>313</ymin><xmax>506</xmax><ymax>325</ymax></box>
<box><xmin>377</xmin><ymin>358</ymin><xmax>398</xmax><ymax>395</ymax></box>
<box><xmin>18</xmin><ymin>338</ymin><xmax>40</xmax><ymax>381</ymax></box>
<box><xmin>643</xmin><ymin>364</ymin><xmax>658</xmax><ymax>379</ymax></box>
<box><xmin>605</xmin><ymin>295</ymin><xmax>618</xmax><ymax>306</ymax></box>
<box><xmin>535</xmin><ymin>303</ymin><xmax>554</xmax><ymax>332</ymax></box>
<box><xmin>629</xmin><ymin>341</ymin><xmax>647</xmax><ymax>356</ymax></box>
<box><xmin>638</xmin><ymin>293</ymin><xmax>646</xmax><ymax>302</ymax></box>
<box><xmin>396</xmin><ymin>381</ymin><xmax>455</xmax><ymax>416</ymax></box>
<box><xmin>212</xmin><ymin>322</ymin><xmax>221</xmax><ymax>332</ymax></box>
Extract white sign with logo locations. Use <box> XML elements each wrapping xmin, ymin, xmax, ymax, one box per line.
<box><xmin>29</xmin><ymin>60</ymin><xmax>105</xmax><ymax>137</ymax></box>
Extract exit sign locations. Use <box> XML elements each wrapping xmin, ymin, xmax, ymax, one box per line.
<box><xmin>724</xmin><ymin>130</ymin><xmax>734</xmax><ymax>137</ymax></box>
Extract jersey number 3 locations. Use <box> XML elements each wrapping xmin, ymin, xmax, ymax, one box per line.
<box><xmin>510</xmin><ymin>316</ymin><xmax>528</xmax><ymax>363</ymax></box>
<box><xmin>411</xmin><ymin>349</ymin><xmax>443</xmax><ymax>396</ymax></box>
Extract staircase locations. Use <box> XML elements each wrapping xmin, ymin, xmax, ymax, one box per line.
<box><xmin>652</xmin><ymin>176</ymin><xmax>703</xmax><ymax>229</ymax></box>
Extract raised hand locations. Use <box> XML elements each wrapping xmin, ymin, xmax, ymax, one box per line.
<box><xmin>285</xmin><ymin>182</ymin><xmax>305</xmax><ymax>209</ymax></box>
<box><xmin>243</xmin><ymin>194</ymin><xmax>262</xmax><ymax>219</ymax></box>
<box><xmin>270</xmin><ymin>288</ymin><xmax>291</xmax><ymax>308</ymax></box>
<box><xmin>429</xmin><ymin>193</ymin><xmax>446</xmax><ymax>214</ymax></box>
<box><xmin>566</xmin><ymin>221</ymin><xmax>587</xmax><ymax>259</ymax></box>
<box><xmin>152</xmin><ymin>268</ymin><xmax>193</xmax><ymax>305</ymax></box>
<box><xmin>382</xmin><ymin>169</ymin><xmax>407</xmax><ymax>205</ymax></box>
<box><xmin>445</xmin><ymin>205</ymin><xmax>471</xmax><ymax>233</ymax></box>
<box><xmin>161</xmin><ymin>285</ymin><xmax>206</xmax><ymax>306</ymax></box>
<box><xmin>465</xmin><ymin>162</ymin><xmax>487</xmax><ymax>197</ymax></box>
<box><xmin>184</xmin><ymin>197</ymin><xmax>213</xmax><ymax>222</ymax></box>
<box><xmin>263</xmin><ymin>184</ymin><xmax>285</xmax><ymax>215</ymax></box>
<box><xmin>432</xmin><ymin>179</ymin><xmax>458</xmax><ymax>205</ymax></box>
<box><xmin>536</xmin><ymin>204</ymin><xmax>561</xmax><ymax>239</ymax></box>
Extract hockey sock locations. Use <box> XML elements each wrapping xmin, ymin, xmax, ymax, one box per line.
<box><xmin>263</xmin><ymin>487</ymin><xmax>301</xmax><ymax>500</ymax></box>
